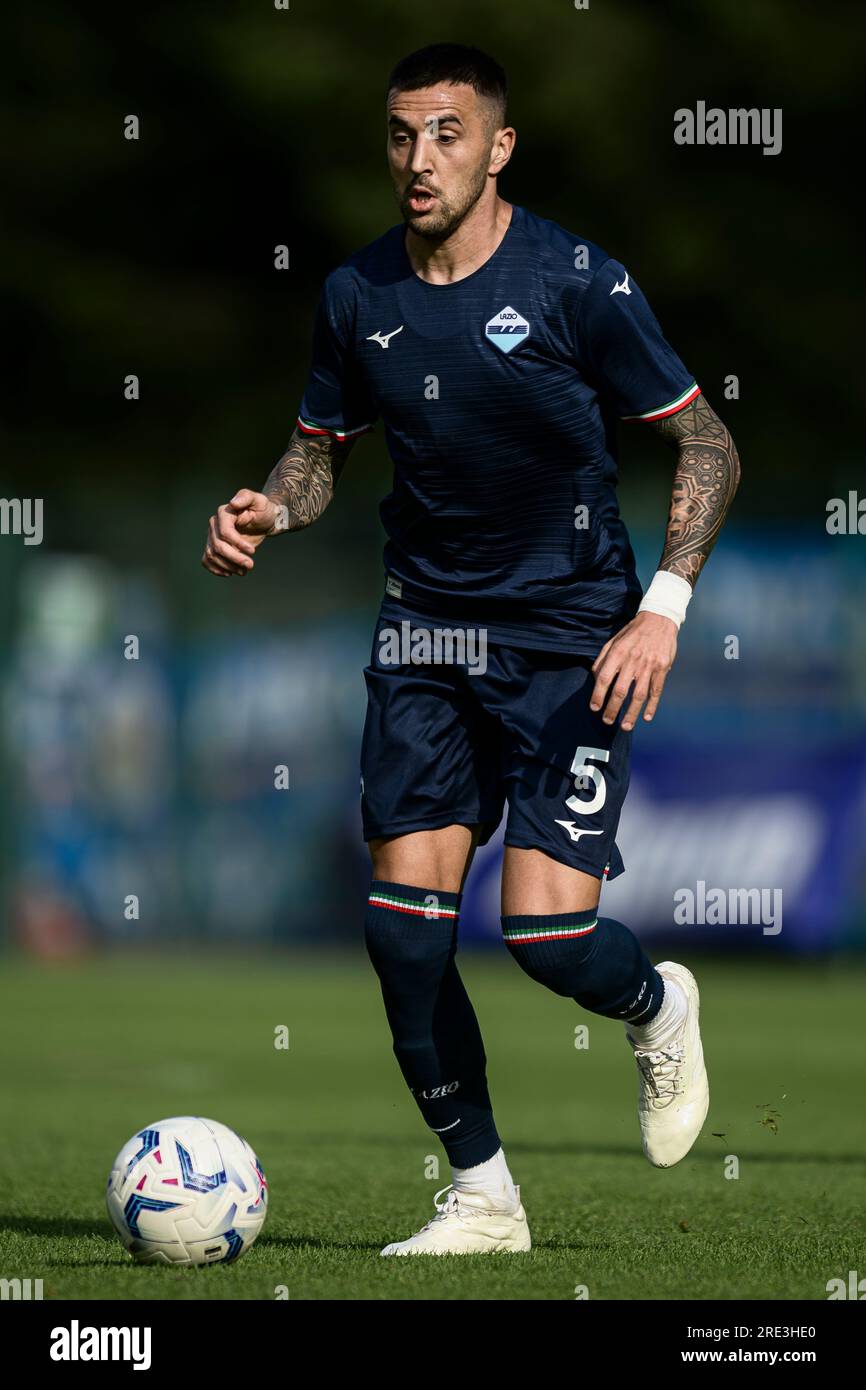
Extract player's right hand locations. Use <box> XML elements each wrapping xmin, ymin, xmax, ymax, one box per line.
<box><xmin>201</xmin><ymin>490</ymin><xmax>278</xmax><ymax>577</ymax></box>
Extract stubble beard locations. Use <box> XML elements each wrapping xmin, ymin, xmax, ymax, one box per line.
<box><xmin>399</xmin><ymin>160</ymin><xmax>491</xmax><ymax>243</ymax></box>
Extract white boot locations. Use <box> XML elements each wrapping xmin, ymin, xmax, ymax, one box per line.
<box><xmin>380</xmin><ymin>1185</ymin><xmax>531</xmax><ymax>1256</ymax></box>
<box><xmin>627</xmin><ymin>961</ymin><xmax>709</xmax><ymax>1168</ymax></box>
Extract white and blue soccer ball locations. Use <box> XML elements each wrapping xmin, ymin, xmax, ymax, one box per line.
<box><xmin>106</xmin><ymin>1116</ymin><xmax>268</xmax><ymax>1265</ymax></box>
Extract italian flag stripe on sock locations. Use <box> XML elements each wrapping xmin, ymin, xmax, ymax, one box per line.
<box><xmin>367</xmin><ymin>890</ymin><xmax>459</xmax><ymax>919</ymax></box>
<box><xmin>502</xmin><ymin>919</ymin><xmax>598</xmax><ymax>944</ymax></box>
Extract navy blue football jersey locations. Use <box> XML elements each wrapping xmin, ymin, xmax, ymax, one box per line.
<box><xmin>298</xmin><ymin>204</ymin><xmax>699</xmax><ymax>654</ymax></box>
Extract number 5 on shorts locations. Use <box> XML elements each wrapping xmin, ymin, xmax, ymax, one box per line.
<box><xmin>565</xmin><ymin>745</ymin><xmax>609</xmax><ymax>816</ymax></box>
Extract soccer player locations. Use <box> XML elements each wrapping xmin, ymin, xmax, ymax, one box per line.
<box><xmin>202</xmin><ymin>43</ymin><xmax>740</xmax><ymax>1256</ymax></box>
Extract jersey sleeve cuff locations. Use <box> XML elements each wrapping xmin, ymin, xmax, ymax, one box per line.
<box><xmin>621</xmin><ymin>382</ymin><xmax>701</xmax><ymax>424</ymax></box>
<box><xmin>296</xmin><ymin>415</ymin><xmax>373</xmax><ymax>441</ymax></box>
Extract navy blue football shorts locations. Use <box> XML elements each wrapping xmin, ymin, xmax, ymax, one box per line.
<box><xmin>360</xmin><ymin>615</ymin><xmax>630</xmax><ymax>881</ymax></box>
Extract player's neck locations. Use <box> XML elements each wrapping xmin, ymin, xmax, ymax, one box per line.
<box><xmin>406</xmin><ymin>196</ymin><xmax>513</xmax><ymax>285</ymax></box>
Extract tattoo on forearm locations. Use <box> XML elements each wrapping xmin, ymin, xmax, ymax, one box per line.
<box><xmin>262</xmin><ymin>427</ymin><xmax>353</xmax><ymax>530</ymax></box>
<box><xmin>650</xmin><ymin>395</ymin><xmax>741</xmax><ymax>586</ymax></box>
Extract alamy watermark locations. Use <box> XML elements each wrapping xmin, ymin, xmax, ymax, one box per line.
<box><xmin>49</xmin><ymin>1321</ymin><xmax>151</xmax><ymax>1370</ymax></box>
<box><xmin>827</xmin><ymin>1270</ymin><xmax>866</xmax><ymax>1299</ymax></box>
<box><xmin>378</xmin><ymin>620</ymin><xmax>488</xmax><ymax>675</ymax></box>
<box><xmin>0</xmin><ymin>498</ymin><xmax>43</xmax><ymax>545</ymax></box>
<box><xmin>826</xmin><ymin>491</ymin><xmax>866</xmax><ymax>534</ymax></box>
<box><xmin>674</xmin><ymin>102</ymin><xmax>782</xmax><ymax>156</ymax></box>
<box><xmin>1</xmin><ymin>1277</ymin><xmax>43</xmax><ymax>1299</ymax></box>
<box><xmin>674</xmin><ymin>880</ymin><xmax>782</xmax><ymax>935</ymax></box>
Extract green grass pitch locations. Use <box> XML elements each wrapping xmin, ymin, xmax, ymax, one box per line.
<box><xmin>0</xmin><ymin>951</ymin><xmax>863</xmax><ymax>1300</ymax></box>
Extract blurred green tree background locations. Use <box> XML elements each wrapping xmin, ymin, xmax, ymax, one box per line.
<box><xmin>2</xmin><ymin>0</ymin><xmax>861</xmax><ymax>633</ymax></box>
<box><xmin>0</xmin><ymin>1</ymin><xmax>862</xmax><ymax>948</ymax></box>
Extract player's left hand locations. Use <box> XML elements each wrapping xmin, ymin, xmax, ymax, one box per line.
<box><xmin>590</xmin><ymin>611</ymin><xmax>678</xmax><ymax>732</ymax></box>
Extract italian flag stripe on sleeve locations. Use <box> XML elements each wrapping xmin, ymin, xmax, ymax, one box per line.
<box><xmin>297</xmin><ymin>416</ymin><xmax>373</xmax><ymax>441</ymax></box>
<box><xmin>621</xmin><ymin>382</ymin><xmax>701</xmax><ymax>423</ymax></box>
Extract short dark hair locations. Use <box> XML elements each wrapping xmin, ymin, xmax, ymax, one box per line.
<box><xmin>387</xmin><ymin>43</ymin><xmax>508</xmax><ymax>125</ymax></box>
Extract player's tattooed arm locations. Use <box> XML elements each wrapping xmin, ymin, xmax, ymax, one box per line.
<box><xmin>590</xmin><ymin>395</ymin><xmax>739</xmax><ymax>729</ymax></box>
<box><xmin>201</xmin><ymin>426</ymin><xmax>356</xmax><ymax>578</ymax></box>
<box><xmin>261</xmin><ymin>426</ymin><xmax>355</xmax><ymax>532</ymax></box>
<box><xmin>650</xmin><ymin>394</ymin><xmax>741</xmax><ymax>586</ymax></box>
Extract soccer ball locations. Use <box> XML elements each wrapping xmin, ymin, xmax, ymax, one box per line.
<box><xmin>106</xmin><ymin>1116</ymin><xmax>268</xmax><ymax>1265</ymax></box>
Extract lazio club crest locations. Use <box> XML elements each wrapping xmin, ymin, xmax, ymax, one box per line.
<box><xmin>485</xmin><ymin>305</ymin><xmax>530</xmax><ymax>354</ymax></box>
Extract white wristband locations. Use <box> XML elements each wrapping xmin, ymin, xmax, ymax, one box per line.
<box><xmin>267</xmin><ymin>504</ymin><xmax>290</xmax><ymax>536</ymax></box>
<box><xmin>637</xmin><ymin>570</ymin><xmax>693</xmax><ymax>629</ymax></box>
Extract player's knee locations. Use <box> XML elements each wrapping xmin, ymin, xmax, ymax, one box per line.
<box><xmin>505</xmin><ymin>942</ymin><xmax>593</xmax><ymax>997</ymax></box>
<box><xmin>501</xmin><ymin>910</ymin><xmax>603</xmax><ymax>996</ymax></box>
<box><xmin>364</xmin><ymin>917</ymin><xmax>453</xmax><ymax>984</ymax></box>
<box><xmin>368</xmin><ymin>829</ymin><xmax>474</xmax><ymax>894</ymax></box>
<box><xmin>503</xmin><ymin>914</ymin><xmax>652</xmax><ymax>1017</ymax></box>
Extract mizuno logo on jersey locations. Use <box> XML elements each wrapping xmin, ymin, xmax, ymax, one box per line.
<box><xmin>367</xmin><ymin>326</ymin><xmax>404</xmax><ymax>348</ymax></box>
<box><xmin>485</xmin><ymin>305</ymin><xmax>530</xmax><ymax>354</ymax></box>
<box><xmin>610</xmin><ymin>272</ymin><xmax>631</xmax><ymax>296</ymax></box>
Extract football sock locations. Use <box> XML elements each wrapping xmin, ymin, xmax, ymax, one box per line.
<box><xmin>626</xmin><ymin>975</ymin><xmax>687</xmax><ymax>1049</ymax></box>
<box><xmin>501</xmin><ymin>908</ymin><xmax>664</xmax><ymax>1023</ymax></box>
<box><xmin>365</xmin><ymin>880</ymin><xmax>501</xmax><ymax>1168</ymax></box>
<box><xmin>451</xmin><ymin>1145</ymin><xmax>519</xmax><ymax>1212</ymax></box>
